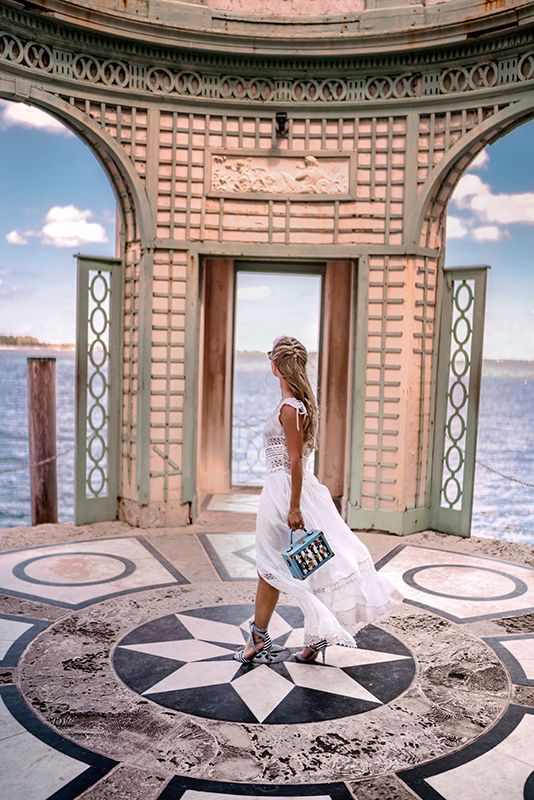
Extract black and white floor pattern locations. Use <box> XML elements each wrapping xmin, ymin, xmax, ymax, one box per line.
<box><xmin>2</xmin><ymin>532</ymin><xmax>534</xmax><ymax>799</ymax></box>
<box><xmin>0</xmin><ymin>684</ymin><xmax>115</xmax><ymax>800</ymax></box>
<box><xmin>114</xmin><ymin>603</ymin><xmax>415</xmax><ymax>724</ymax></box>
<box><xmin>398</xmin><ymin>704</ymin><xmax>534</xmax><ymax>800</ymax></box>
<box><xmin>159</xmin><ymin>775</ymin><xmax>353</xmax><ymax>798</ymax></box>
<box><xmin>0</xmin><ymin>536</ymin><xmax>188</xmax><ymax>608</ymax></box>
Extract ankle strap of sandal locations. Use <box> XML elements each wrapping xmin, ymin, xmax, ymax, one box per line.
<box><xmin>250</xmin><ymin>621</ymin><xmax>268</xmax><ymax>636</ymax></box>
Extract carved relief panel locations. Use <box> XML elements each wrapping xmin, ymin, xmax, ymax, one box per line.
<box><xmin>207</xmin><ymin>151</ymin><xmax>354</xmax><ymax>199</ymax></box>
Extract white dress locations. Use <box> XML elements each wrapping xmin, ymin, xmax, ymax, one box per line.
<box><xmin>255</xmin><ymin>396</ymin><xmax>406</xmax><ymax>648</ymax></box>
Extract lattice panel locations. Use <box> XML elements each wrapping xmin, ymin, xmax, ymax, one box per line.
<box><xmin>412</xmin><ymin>255</ymin><xmax>438</xmax><ymax>508</ymax></box>
<box><xmin>149</xmin><ymin>249</ymin><xmax>187</xmax><ymax>502</ymax></box>
<box><xmin>157</xmin><ymin>113</ymin><xmax>406</xmax><ymax>247</ymax></box>
<box><xmin>431</xmin><ymin>266</ymin><xmax>488</xmax><ymax>536</ymax></box>
<box><xmin>72</xmin><ymin>98</ymin><xmax>148</xmax><ymax>180</ymax></box>
<box><xmin>416</xmin><ymin>105</ymin><xmax>503</xmax><ymax>191</ymax></box>
<box><xmin>75</xmin><ymin>256</ymin><xmax>121</xmax><ymax>525</ymax></box>
<box><xmin>418</xmin><ymin>109</ymin><xmax>517</xmax><ymax>250</ymax></box>
<box><xmin>360</xmin><ymin>254</ymin><xmax>406</xmax><ymax>511</ymax></box>
<box><xmin>440</xmin><ymin>278</ymin><xmax>475</xmax><ymax>511</ymax></box>
<box><xmin>84</xmin><ymin>269</ymin><xmax>111</xmax><ymax>499</ymax></box>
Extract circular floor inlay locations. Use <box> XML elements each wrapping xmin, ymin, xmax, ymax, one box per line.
<box><xmin>403</xmin><ymin>564</ymin><xmax>527</xmax><ymax>601</ymax></box>
<box><xmin>14</xmin><ymin>552</ymin><xmax>136</xmax><ymax>586</ymax></box>
<box><xmin>113</xmin><ymin>604</ymin><xmax>415</xmax><ymax>724</ymax></box>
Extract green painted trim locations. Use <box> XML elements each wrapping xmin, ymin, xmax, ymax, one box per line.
<box><xmin>235</xmin><ymin>261</ymin><xmax>325</xmax><ymax>274</ymax></box>
<box><xmin>346</xmin><ymin>506</ymin><xmax>431</xmax><ymax>535</ymax></box>
<box><xmin>347</xmin><ymin>254</ymin><xmax>368</xmax><ymax>515</ymax></box>
<box><xmin>403</xmin><ymin>111</ymin><xmax>420</xmax><ymax>250</ymax></box>
<box><xmin>74</xmin><ymin>255</ymin><xmax>122</xmax><ymax>524</ymax></box>
<box><xmin>2</xmin><ymin>4</ymin><xmax>534</xmax><ymax>98</ymax></box>
<box><xmin>424</xmin><ymin>250</ymin><xmax>445</xmax><ymax>509</ymax></box>
<box><xmin>74</xmin><ymin>257</ymin><xmax>88</xmax><ymax>525</ymax></box>
<box><xmin>136</xmin><ymin>247</ymin><xmax>154</xmax><ymax>506</ymax></box>
<box><xmin>430</xmin><ymin>265</ymin><xmax>490</xmax><ymax>536</ymax></box>
<box><xmin>430</xmin><ymin>266</ymin><xmax>455</xmax><ymax>529</ymax></box>
<box><xmin>180</xmin><ymin>242</ymin><xmax>440</xmax><ymax>258</ymax></box>
<box><xmin>181</xmin><ymin>251</ymin><xmax>201</xmax><ymax>508</ymax></box>
<box><xmin>26</xmin><ymin>87</ymin><xmax>155</xmax><ymax>242</ymax></box>
<box><xmin>414</xmin><ymin>96</ymin><xmax>534</xmax><ymax>243</ymax></box>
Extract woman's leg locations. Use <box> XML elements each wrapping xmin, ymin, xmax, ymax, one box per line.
<box><xmin>242</xmin><ymin>576</ymin><xmax>279</xmax><ymax>659</ymax></box>
<box><xmin>254</xmin><ymin>575</ymin><xmax>280</xmax><ymax>627</ymax></box>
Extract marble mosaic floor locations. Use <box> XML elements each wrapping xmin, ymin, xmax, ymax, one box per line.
<box><xmin>0</xmin><ymin>523</ymin><xmax>533</xmax><ymax>799</ymax></box>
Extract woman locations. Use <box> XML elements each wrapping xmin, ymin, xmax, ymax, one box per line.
<box><xmin>234</xmin><ymin>335</ymin><xmax>405</xmax><ymax>665</ymax></box>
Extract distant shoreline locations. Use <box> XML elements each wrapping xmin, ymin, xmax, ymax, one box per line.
<box><xmin>0</xmin><ymin>343</ymin><xmax>534</xmax><ymax>367</ymax></box>
<box><xmin>0</xmin><ymin>344</ymin><xmax>75</xmax><ymax>351</ymax></box>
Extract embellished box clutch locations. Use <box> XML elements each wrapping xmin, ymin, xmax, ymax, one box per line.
<box><xmin>282</xmin><ymin>527</ymin><xmax>335</xmax><ymax>580</ymax></box>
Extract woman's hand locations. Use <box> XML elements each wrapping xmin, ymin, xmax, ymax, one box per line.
<box><xmin>288</xmin><ymin>507</ymin><xmax>305</xmax><ymax>531</ymax></box>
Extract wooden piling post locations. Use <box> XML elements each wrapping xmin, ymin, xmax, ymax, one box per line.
<box><xmin>27</xmin><ymin>357</ymin><xmax>58</xmax><ymax>525</ymax></box>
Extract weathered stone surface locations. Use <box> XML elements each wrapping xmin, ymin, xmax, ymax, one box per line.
<box><xmin>18</xmin><ymin>582</ymin><xmax>509</xmax><ymax>783</ymax></box>
<box><xmin>0</xmin><ymin>668</ymin><xmax>14</xmax><ymax>684</ymax></box>
<box><xmin>512</xmin><ymin>685</ymin><xmax>534</xmax><ymax>707</ymax></box>
<box><xmin>494</xmin><ymin>612</ymin><xmax>534</xmax><ymax>633</ymax></box>
<box><xmin>0</xmin><ymin>593</ymin><xmax>67</xmax><ymax>620</ymax></box>
<box><xmin>78</xmin><ymin>764</ymin><xmax>169</xmax><ymax>799</ymax></box>
<box><xmin>348</xmin><ymin>773</ymin><xmax>416</xmax><ymax>800</ymax></box>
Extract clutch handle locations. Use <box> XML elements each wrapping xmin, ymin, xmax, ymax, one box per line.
<box><xmin>289</xmin><ymin>526</ymin><xmax>307</xmax><ymax>545</ymax></box>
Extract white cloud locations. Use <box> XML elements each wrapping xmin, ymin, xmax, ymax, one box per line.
<box><xmin>6</xmin><ymin>230</ymin><xmax>28</xmax><ymax>245</ymax></box>
<box><xmin>0</xmin><ymin>100</ymin><xmax>72</xmax><ymax>136</ymax></box>
<box><xmin>6</xmin><ymin>205</ymin><xmax>108</xmax><ymax>249</ymax></box>
<box><xmin>472</xmin><ymin>225</ymin><xmax>506</xmax><ymax>242</ymax></box>
<box><xmin>41</xmin><ymin>205</ymin><xmax>107</xmax><ymax>248</ymax></box>
<box><xmin>451</xmin><ymin>174</ymin><xmax>534</xmax><ymax>225</ymax></box>
<box><xmin>470</xmin><ymin>149</ymin><xmax>489</xmax><ymax>170</ymax></box>
<box><xmin>447</xmin><ymin>215</ymin><xmax>469</xmax><ymax>239</ymax></box>
<box><xmin>237</xmin><ymin>285</ymin><xmax>272</xmax><ymax>302</ymax></box>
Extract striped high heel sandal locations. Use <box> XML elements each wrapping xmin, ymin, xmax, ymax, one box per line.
<box><xmin>234</xmin><ymin>621</ymin><xmax>273</xmax><ymax>665</ymax></box>
<box><xmin>294</xmin><ymin>639</ymin><xmax>328</xmax><ymax>665</ymax></box>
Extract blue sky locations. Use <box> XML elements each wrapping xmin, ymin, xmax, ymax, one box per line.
<box><xmin>0</xmin><ymin>100</ymin><xmax>532</xmax><ymax>358</ymax></box>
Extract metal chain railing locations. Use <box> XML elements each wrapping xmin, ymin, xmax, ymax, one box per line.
<box><xmin>0</xmin><ymin>443</ymin><xmax>531</xmax><ymax>492</ymax></box>
<box><xmin>476</xmin><ymin>459</ymin><xmax>534</xmax><ymax>489</ymax></box>
<box><xmin>0</xmin><ymin>445</ymin><xmax>75</xmax><ymax>475</ymax></box>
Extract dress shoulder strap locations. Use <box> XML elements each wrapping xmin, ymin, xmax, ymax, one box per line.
<box><xmin>278</xmin><ymin>397</ymin><xmax>307</xmax><ymax>431</ymax></box>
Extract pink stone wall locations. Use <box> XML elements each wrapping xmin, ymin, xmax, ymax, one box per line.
<box><xmin>60</xmin><ymin>95</ymin><xmax>490</xmax><ymax>525</ymax></box>
<box><xmin>205</xmin><ymin>0</ymin><xmax>365</xmax><ymax>17</ymax></box>
<box><xmin>156</xmin><ymin>113</ymin><xmax>406</xmax><ymax>247</ymax></box>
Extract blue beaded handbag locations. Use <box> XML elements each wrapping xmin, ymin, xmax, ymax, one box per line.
<box><xmin>282</xmin><ymin>527</ymin><xmax>335</xmax><ymax>580</ymax></box>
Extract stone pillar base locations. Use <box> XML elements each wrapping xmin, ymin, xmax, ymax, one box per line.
<box><xmin>118</xmin><ymin>498</ymin><xmax>192</xmax><ymax>528</ymax></box>
<box><xmin>346</xmin><ymin>506</ymin><xmax>434</xmax><ymax>536</ymax></box>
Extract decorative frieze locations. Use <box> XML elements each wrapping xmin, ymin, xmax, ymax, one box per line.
<box><xmin>1</xmin><ymin>29</ymin><xmax>533</xmax><ymax>104</ymax></box>
<box><xmin>209</xmin><ymin>153</ymin><xmax>351</xmax><ymax>198</ymax></box>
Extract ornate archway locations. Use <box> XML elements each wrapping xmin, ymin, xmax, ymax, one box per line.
<box><xmin>1</xmin><ymin>1</ymin><xmax>533</xmax><ymax>533</ymax></box>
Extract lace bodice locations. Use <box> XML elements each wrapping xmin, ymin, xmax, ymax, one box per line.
<box><xmin>263</xmin><ymin>397</ymin><xmax>310</xmax><ymax>475</ymax></box>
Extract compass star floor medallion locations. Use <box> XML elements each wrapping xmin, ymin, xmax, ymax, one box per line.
<box><xmin>113</xmin><ymin>604</ymin><xmax>415</xmax><ymax>724</ymax></box>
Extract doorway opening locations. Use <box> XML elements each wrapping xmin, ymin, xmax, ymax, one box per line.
<box><xmin>231</xmin><ymin>264</ymin><xmax>323</xmax><ymax>492</ymax></box>
<box><xmin>197</xmin><ymin>257</ymin><xmax>356</xmax><ymax>519</ymax></box>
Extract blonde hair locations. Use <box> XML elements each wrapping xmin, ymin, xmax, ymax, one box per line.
<box><xmin>268</xmin><ymin>335</ymin><xmax>318</xmax><ymax>453</ymax></box>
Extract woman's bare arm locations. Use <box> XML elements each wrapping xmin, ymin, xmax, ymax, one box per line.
<box><xmin>280</xmin><ymin>404</ymin><xmax>305</xmax><ymax>530</ymax></box>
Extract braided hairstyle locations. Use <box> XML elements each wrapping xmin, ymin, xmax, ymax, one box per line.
<box><xmin>268</xmin><ymin>335</ymin><xmax>318</xmax><ymax>453</ymax></box>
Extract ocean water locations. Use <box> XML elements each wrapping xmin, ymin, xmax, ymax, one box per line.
<box><xmin>0</xmin><ymin>349</ymin><xmax>532</xmax><ymax>544</ymax></box>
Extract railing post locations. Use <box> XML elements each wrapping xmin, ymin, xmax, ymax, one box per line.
<box><xmin>27</xmin><ymin>357</ymin><xmax>58</xmax><ymax>525</ymax></box>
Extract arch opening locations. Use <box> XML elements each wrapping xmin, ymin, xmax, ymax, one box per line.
<box><xmin>0</xmin><ymin>90</ymin><xmax>148</xmax><ymax>526</ymax></box>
